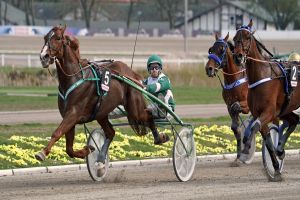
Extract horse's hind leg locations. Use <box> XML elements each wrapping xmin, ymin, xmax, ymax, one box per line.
<box><xmin>126</xmin><ymin>90</ymin><xmax>169</xmax><ymax>145</ymax></box>
<box><xmin>139</xmin><ymin>108</ymin><xmax>169</xmax><ymax>144</ymax></box>
<box><xmin>97</xmin><ymin>117</ymin><xmax>114</xmax><ymax>163</ymax></box>
<box><xmin>65</xmin><ymin>126</ymin><xmax>94</xmax><ymax>159</ymax></box>
<box><xmin>277</xmin><ymin>113</ymin><xmax>299</xmax><ymax>159</ymax></box>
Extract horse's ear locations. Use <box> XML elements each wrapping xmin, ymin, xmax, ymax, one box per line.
<box><xmin>224</xmin><ymin>32</ymin><xmax>229</xmax><ymax>41</ymax></box>
<box><xmin>215</xmin><ymin>32</ymin><xmax>221</xmax><ymax>40</ymax></box>
<box><xmin>62</xmin><ymin>24</ymin><xmax>67</xmax><ymax>35</ymax></box>
<box><xmin>248</xmin><ymin>19</ymin><xmax>253</xmax><ymax>28</ymax></box>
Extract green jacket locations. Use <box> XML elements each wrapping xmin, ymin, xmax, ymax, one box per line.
<box><xmin>143</xmin><ymin>73</ymin><xmax>175</xmax><ymax>110</ymax></box>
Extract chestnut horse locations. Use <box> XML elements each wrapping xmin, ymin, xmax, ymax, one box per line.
<box><xmin>205</xmin><ymin>33</ymin><xmax>249</xmax><ymax>165</ymax></box>
<box><xmin>36</xmin><ymin>26</ymin><xmax>169</xmax><ymax>170</ymax></box>
<box><xmin>233</xmin><ymin>20</ymin><xmax>300</xmax><ymax>181</ymax></box>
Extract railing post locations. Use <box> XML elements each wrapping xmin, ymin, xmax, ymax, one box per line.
<box><xmin>1</xmin><ymin>54</ymin><xmax>4</xmax><ymax>67</ymax></box>
<box><xmin>27</xmin><ymin>55</ymin><xmax>31</xmax><ymax>67</ymax></box>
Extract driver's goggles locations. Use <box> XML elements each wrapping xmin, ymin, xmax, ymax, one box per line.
<box><xmin>149</xmin><ymin>64</ymin><xmax>161</xmax><ymax>70</ymax></box>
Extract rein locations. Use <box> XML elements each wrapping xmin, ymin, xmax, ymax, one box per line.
<box><xmin>220</xmin><ymin>68</ymin><xmax>246</xmax><ymax>76</ymax></box>
<box><xmin>55</xmin><ymin>58</ymin><xmax>93</xmax><ymax>77</ymax></box>
<box><xmin>246</xmin><ymin>56</ymin><xmax>300</xmax><ymax>67</ymax></box>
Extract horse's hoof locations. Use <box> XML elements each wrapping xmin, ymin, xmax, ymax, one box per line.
<box><xmin>35</xmin><ymin>151</ymin><xmax>46</xmax><ymax>161</ymax></box>
<box><xmin>154</xmin><ymin>133</ymin><xmax>170</xmax><ymax>145</ymax></box>
<box><xmin>238</xmin><ymin>153</ymin><xmax>248</xmax><ymax>163</ymax></box>
<box><xmin>270</xmin><ymin>171</ymin><xmax>282</xmax><ymax>182</ymax></box>
<box><xmin>96</xmin><ymin>162</ymin><xmax>106</xmax><ymax>177</ymax></box>
<box><xmin>87</xmin><ymin>145</ymin><xmax>95</xmax><ymax>154</ymax></box>
<box><xmin>230</xmin><ymin>158</ymin><xmax>243</xmax><ymax>167</ymax></box>
<box><xmin>277</xmin><ymin>149</ymin><xmax>285</xmax><ymax>160</ymax></box>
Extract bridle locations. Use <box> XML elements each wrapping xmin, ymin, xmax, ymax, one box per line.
<box><xmin>208</xmin><ymin>39</ymin><xmax>228</xmax><ymax>69</ymax></box>
<box><xmin>234</xmin><ymin>26</ymin><xmax>253</xmax><ymax>63</ymax></box>
<box><xmin>208</xmin><ymin>39</ymin><xmax>246</xmax><ymax>76</ymax></box>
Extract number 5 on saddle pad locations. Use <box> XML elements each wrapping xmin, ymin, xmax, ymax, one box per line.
<box><xmin>291</xmin><ymin>65</ymin><xmax>298</xmax><ymax>87</ymax></box>
<box><xmin>101</xmin><ymin>69</ymin><xmax>111</xmax><ymax>93</ymax></box>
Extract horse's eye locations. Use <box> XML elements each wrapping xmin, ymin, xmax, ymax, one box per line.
<box><xmin>220</xmin><ymin>46</ymin><xmax>224</xmax><ymax>52</ymax></box>
<box><xmin>208</xmin><ymin>48</ymin><xmax>212</xmax><ymax>54</ymax></box>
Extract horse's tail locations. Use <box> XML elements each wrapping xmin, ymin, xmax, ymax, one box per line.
<box><xmin>125</xmin><ymin>89</ymin><xmax>148</xmax><ymax>137</ymax></box>
<box><xmin>127</xmin><ymin>116</ymin><xmax>148</xmax><ymax>137</ymax></box>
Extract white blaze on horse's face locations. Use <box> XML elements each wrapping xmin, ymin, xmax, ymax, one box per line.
<box><xmin>40</xmin><ymin>31</ymin><xmax>55</xmax><ymax>68</ymax></box>
<box><xmin>40</xmin><ymin>44</ymin><xmax>50</xmax><ymax>68</ymax></box>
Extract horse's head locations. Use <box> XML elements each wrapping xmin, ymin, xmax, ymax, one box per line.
<box><xmin>233</xmin><ymin>19</ymin><xmax>254</xmax><ymax>65</ymax></box>
<box><xmin>40</xmin><ymin>25</ymin><xmax>80</xmax><ymax>68</ymax></box>
<box><xmin>205</xmin><ymin>33</ymin><xmax>230</xmax><ymax>77</ymax></box>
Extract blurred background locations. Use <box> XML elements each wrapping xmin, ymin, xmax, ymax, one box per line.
<box><xmin>1</xmin><ymin>0</ymin><xmax>300</xmax><ymax>91</ymax></box>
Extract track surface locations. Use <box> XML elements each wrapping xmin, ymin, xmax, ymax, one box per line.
<box><xmin>0</xmin><ymin>104</ymin><xmax>228</xmax><ymax>125</ymax></box>
<box><xmin>1</xmin><ymin>154</ymin><xmax>300</xmax><ymax>200</ymax></box>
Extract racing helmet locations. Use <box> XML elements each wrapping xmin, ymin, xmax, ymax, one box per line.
<box><xmin>288</xmin><ymin>52</ymin><xmax>300</xmax><ymax>62</ymax></box>
<box><xmin>147</xmin><ymin>54</ymin><xmax>163</xmax><ymax>71</ymax></box>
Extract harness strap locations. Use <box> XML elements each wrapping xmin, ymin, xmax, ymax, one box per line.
<box><xmin>58</xmin><ymin>79</ymin><xmax>85</xmax><ymax>100</ymax></box>
<box><xmin>248</xmin><ymin>78</ymin><xmax>272</xmax><ymax>89</ymax></box>
<box><xmin>224</xmin><ymin>77</ymin><xmax>247</xmax><ymax>90</ymax></box>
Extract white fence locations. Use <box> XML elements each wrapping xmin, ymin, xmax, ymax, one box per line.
<box><xmin>0</xmin><ymin>53</ymin><xmax>208</xmax><ymax>68</ymax></box>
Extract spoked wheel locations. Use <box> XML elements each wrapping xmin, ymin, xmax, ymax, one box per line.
<box><xmin>86</xmin><ymin>128</ymin><xmax>109</xmax><ymax>182</ymax></box>
<box><xmin>172</xmin><ymin>127</ymin><xmax>196</xmax><ymax>182</ymax></box>
<box><xmin>262</xmin><ymin>124</ymin><xmax>284</xmax><ymax>181</ymax></box>
<box><xmin>240</xmin><ymin>118</ymin><xmax>256</xmax><ymax>164</ymax></box>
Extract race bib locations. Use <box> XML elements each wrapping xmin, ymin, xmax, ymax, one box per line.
<box><xmin>291</xmin><ymin>65</ymin><xmax>298</xmax><ymax>87</ymax></box>
<box><xmin>101</xmin><ymin>69</ymin><xmax>111</xmax><ymax>92</ymax></box>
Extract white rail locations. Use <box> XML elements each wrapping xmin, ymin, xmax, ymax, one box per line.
<box><xmin>0</xmin><ymin>53</ymin><xmax>208</xmax><ymax>68</ymax></box>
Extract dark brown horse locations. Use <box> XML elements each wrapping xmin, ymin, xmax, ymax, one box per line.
<box><xmin>36</xmin><ymin>26</ymin><xmax>169</xmax><ymax>172</ymax></box>
<box><xmin>205</xmin><ymin>33</ymin><xmax>249</xmax><ymax>165</ymax></box>
<box><xmin>233</xmin><ymin>20</ymin><xmax>300</xmax><ymax>181</ymax></box>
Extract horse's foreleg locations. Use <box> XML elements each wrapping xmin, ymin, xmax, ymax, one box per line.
<box><xmin>262</xmin><ymin>125</ymin><xmax>282</xmax><ymax>181</ymax></box>
<box><xmin>35</xmin><ymin>115</ymin><xmax>76</xmax><ymax>161</ymax></box>
<box><xmin>239</xmin><ymin>100</ymin><xmax>249</xmax><ymax>114</ymax></box>
<box><xmin>65</xmin><ymin>127</ymin><xmax>94</xmax><ymax>159</ymax></box>
<box><xmin>228</xmin><ymin>107</ymin><xmax>242</xmax><ymax>165</ymax></box>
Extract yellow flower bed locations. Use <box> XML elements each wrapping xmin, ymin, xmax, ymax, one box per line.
<box><xmin>0</xmin><ymin>125</ymin><xmax>297</xmax><ymax>168</ymax></box>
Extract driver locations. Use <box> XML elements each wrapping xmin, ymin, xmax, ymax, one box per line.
<box><xmin>288</xmin><ymin>52</ymin><xmax>300</xmax><ymax>115</ymax></box>
<box><xmin>143</xmin><ymin>54</ymin><xmax>175</xmax><ymax>118</ymax></box>
<box><xmin>287</xmin><ymin>52</ymin><xmax>300</xmax><ymax>63</ymax></box>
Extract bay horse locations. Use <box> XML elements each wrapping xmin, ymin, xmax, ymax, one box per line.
<box><xmin>233</xmin><ymin>20</ymin><xmax>300</xmax><ymax>181</ymax></box>
<box><xmin>37</xmin><ymin>25</ymin><xmax>169</xmax><ymax>173</ymax></box>
<box><xmin>205</xmin><ymin>33</ymin><xmax>249</xmax><ymax>166</ymax></box>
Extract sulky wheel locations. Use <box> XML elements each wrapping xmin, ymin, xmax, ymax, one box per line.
<box><xmin>86</xmin><ymin>128</ymin><xmax>109</xmax><ymax>181</ymax></box>
<box><xmin>172</xmin><ymin>127</ymin><xmax>196</xmax><ymax>182</ymax></box>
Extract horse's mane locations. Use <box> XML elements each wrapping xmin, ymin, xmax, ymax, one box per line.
<box><xmin>65</xmin><ymin>35</ymin><xmax>80</xmax><ymax>60</ymax></box>
<box><xmin>253</xmin><ymin>36</ymin><xmax>263</xmax><ymax>55</ymax></box>
<box><xmin>227</xmin><ymin>41</ymin><xmax>234</xmax><ymax>52</ymax></box>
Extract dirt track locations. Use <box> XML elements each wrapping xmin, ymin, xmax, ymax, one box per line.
<box><xmin>0</xmin><ymin>104</ymin><xmax>228</xmax><ymax>125</ymax></box>
<box><xmin>1</xmin><ymin>154</ymin><xmax>300</xmax><ymax>200</ymax></box>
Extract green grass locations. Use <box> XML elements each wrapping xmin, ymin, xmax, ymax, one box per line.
<box><xmin>173</xmin><ymin>86</ymin><xmax>223</xmax><ymax>104</ymax></box>
<box><xmin>0</xmin><ymin>85</ymin><xmax>223</xmax><ymax>111</ymax></box>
